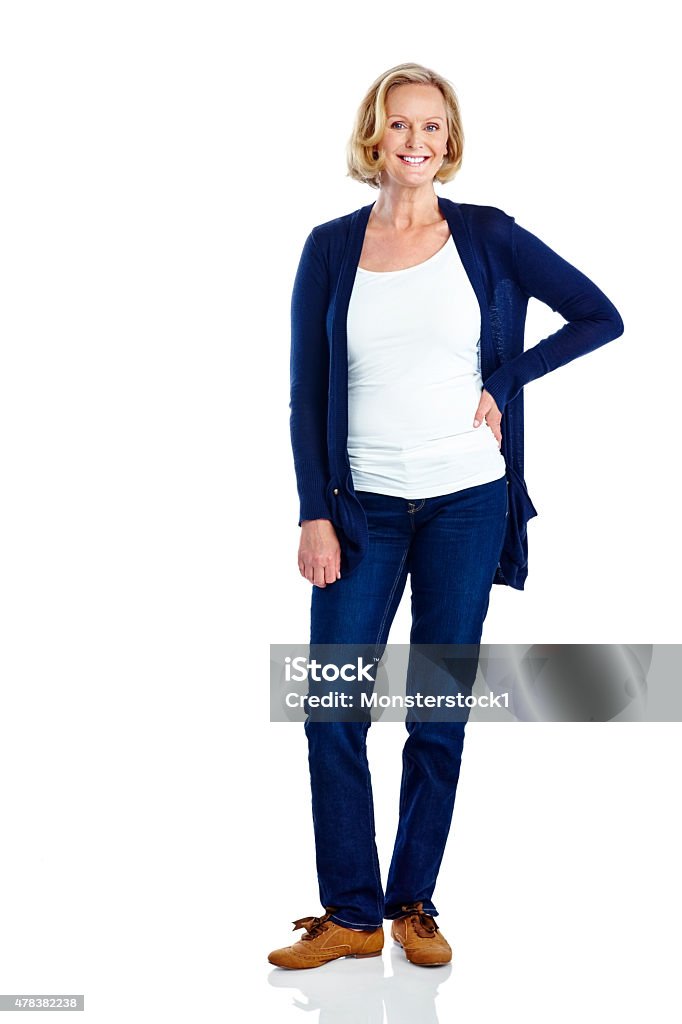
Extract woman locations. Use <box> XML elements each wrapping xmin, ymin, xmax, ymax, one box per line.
<box><xmin>268</xmin><ymin>62</ymin><xmax>624</xmax><ymax>970</ymax></box>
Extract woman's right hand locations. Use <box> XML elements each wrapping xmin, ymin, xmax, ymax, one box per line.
<box><xmin>299</xmin><ymin>519</ymin><xmax>342</xmax><ymax>587</ymax></box>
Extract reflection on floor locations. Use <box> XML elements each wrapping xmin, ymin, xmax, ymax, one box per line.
<box><xmin>268</xmin><ymin>942</ymin><xmax>452</xmax><ymax>1024</ymax></box>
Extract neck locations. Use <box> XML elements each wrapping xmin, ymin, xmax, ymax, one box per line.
<box><xmin>369</xmin><ymin>184</ymin><xmax>441</xmax><ymax>231</ymax></box>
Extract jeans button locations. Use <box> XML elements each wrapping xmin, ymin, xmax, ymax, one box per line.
<box><xmin>333</xmin><ymin>488</ymin><xmax>339</xmax><ymax>495</ymax></box>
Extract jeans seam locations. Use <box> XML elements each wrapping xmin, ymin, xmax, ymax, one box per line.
<box><xmin>374</xmin><ymin>545</ymin><xmax>409</xmax><ymax>654</ymax></box>
<box><xmin>366</xmin><ymin>798</ymin><xmax>385</xmax><ymax>921</ymax></box>
<box><xmin>385</xmin><ymin>742</ymin><xmax>411</xmax><ymax>913</ymax></box>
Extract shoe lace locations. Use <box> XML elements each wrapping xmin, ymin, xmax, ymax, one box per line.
<box><xmin>401</xmin><ymin>901</ymin><xmax>440</xmax><ymax>936</ymax></box>
<box><xmin>291</xmin><ymin>906</ymin><xmax>339</xmax><ymax>941</ymax></box>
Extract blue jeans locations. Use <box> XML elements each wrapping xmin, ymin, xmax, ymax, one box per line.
<box><xmin>304</xmin><ymin>473</ymin><xmax>509</xmax><ymax>929</ymax></box>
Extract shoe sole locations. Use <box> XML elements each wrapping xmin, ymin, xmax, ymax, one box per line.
<box><xmin>268</xmin><ymin>950</ymin><xmax>383</xmax><ymax>969</ymax></box>
<box><xmin>392</xmin><ymin>937</ymin><xmax>451</xmax><ymax>966</ymax></box>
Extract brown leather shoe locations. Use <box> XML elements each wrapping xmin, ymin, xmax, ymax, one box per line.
<box><xmin>391</xmin><ymin>901</ymin><xmax>452</xmax><ymax>966</ymax></box>
<box><xmin>268</xmin><ymin>907</ymin><xmax>384</xmax><ymax>969</ymax></box>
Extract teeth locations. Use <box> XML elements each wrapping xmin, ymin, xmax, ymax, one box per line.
<box><xmin>399</xmin><ymin>155</ymin><xmax>428</xmax><ymax>164</ymax></box>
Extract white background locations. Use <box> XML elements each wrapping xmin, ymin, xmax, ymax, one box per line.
<box><xmin>0</xmin><ymin>2</ymin><xmax>680</xmax><ymax>1022</ymax></box>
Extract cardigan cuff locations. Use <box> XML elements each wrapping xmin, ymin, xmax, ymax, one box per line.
<box><xmin>483</xmin><ymin>347</ymin><xmax>548</xmax><ymax>413</ymax></box>
<box><xmin>295</xmin><ymin>457</ymin><xmax>333</xmax><ymax>526</ymax></box>
<box><xmin>299</xmin><ymin>506</ymin><xmax>333</xmax><ymax>526</ymax></box>
<box><xmin>481</xmin><ymin>370</ymin><xmax>513</xmax><ymax>414</ymax></box>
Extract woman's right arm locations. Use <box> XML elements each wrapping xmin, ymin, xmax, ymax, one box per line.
<box><xmin>290</xmin><ymin>229</ymin><xmax>341</xmax><ymax>587</ymax></box>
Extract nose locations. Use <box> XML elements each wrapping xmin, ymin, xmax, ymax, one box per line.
<box><xmin>404</xmin><ymin>131</ymin><xmax>426</xmax><ymax>152</ymax></box>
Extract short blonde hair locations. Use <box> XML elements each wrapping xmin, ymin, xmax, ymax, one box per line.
<box><xmin>346</xmin><ymin>62</ymin><xmax>464</xmax><ymax>189</ymax></box>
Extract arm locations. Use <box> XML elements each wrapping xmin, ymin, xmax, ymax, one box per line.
<box><xmin>290</xmin><ymin>229</ymin><xmax>333</xmax><ymax>525</ymax></box>
<box><xmin>482</xmin><ymin>219</ymin><xmax>625</xmax><ymax>413</ymax></box>
<box><xmin>290</xmin><ymin>229</ymin><xmax>342</xmax><ymax>587</ymax></box>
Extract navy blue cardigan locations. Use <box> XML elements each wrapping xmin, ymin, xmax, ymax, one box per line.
<box><xmin>290</xmin><ymin>195</ymin><xmax>624</xmax><ymax>590</ymax></box>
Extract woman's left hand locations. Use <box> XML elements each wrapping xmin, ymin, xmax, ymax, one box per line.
<box><xmin>473</xmin><ymin>389</ymin><xmax>502</xmax><ymax>448</ymax></box>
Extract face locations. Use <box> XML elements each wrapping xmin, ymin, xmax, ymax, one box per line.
<box><xmin>377</xmin><ymin>83</ymin><xmax>449</xmax><ymax>185</ymax></box>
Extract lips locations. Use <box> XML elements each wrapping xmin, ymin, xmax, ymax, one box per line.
<box><xmin>398</xmin><ymin>155</ymin><xmax>430</xmax><ymax>165</ymax></box>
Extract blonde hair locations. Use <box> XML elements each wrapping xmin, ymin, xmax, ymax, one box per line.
<box><xmin>346</xmin><ymin>62</ymin><xmax>464</xmax><ymax>189</ymax></box>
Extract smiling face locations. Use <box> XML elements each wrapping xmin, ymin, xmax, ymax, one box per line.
<box><xmin>377</xmin><ymin>82</ymin><xmax>449</xmax><ymax>186</ymax></box>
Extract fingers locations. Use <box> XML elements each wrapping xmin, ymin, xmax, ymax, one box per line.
<box><xmin>312</xmin><ymin>560</ymin><xmax>342</xmax><ymax>587</ymax></box>
<box><xmin>298</xmin><ymin>557</ymin><xmax>342</xmax><ymax>587</ymax></box>
<box><xmin>474</xmin><ymin>389</ymin><xmax>502</xmax><ymax>429</ymax></box>
<box><xmin>473</xmin><ymin>392</ymin><xmax>503</xmax><ymax>447</ymax></box>
<box><xmin>306</xmin><ymin>562</ymin><xmax>338</xmax><ymax>587</ymax></box>
<box><xmin>473</xmin><ymin>392</ymin><xmax>492</xmax><ymax>428</ymax></box>
<box><xmin>313</xmin><ymin>565</ymin><xmax>327</xmax><ymax>588</ymax></box>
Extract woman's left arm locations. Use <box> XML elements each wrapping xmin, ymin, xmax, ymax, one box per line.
<box><xmin>482</xmin><ymin>219</ymin><xmax>625</xmax><ymax>415</ymax></box>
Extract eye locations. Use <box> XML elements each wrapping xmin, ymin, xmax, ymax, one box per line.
<box><xmin>389</xmin><ymin>121</ymin><xmax>440</xmax><ymax>131</ymax></box>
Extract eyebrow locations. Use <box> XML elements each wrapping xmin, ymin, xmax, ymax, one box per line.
<box><xmin>386</xmin><ymin>114</ymin><xmax>445</xmax><ymax>121</ymax></box>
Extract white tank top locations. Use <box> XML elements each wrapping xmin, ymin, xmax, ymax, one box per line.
<box><xmin>346</xmin><ymin>234</ymin><xmax>507</xmax><ymax>498</ymax></box>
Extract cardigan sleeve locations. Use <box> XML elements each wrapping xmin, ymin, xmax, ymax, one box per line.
<box><xmin>482</xmin><ymin>219</ymin><xmax>625</xmax><ymax>413</ymax></box>
<box><xmin>289</xmin><ymin>229</ymin><xmax>334</xmax><ymax>526</ymax></box>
